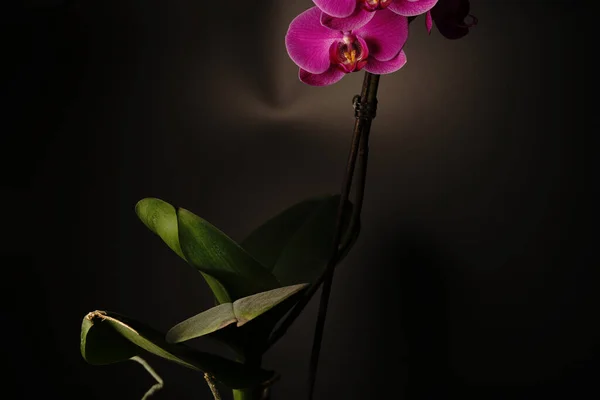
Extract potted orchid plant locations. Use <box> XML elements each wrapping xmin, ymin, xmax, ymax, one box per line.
<box><xmin>79</xmin><ymin>1</ymin><xmax>477</xmax><ymax>399</ymax></box>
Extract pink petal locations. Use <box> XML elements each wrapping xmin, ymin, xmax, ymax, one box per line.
<box><xmin>299</xmin><ymin>66</ymin><xmax>346</xmax><ymax>86</ymax></box>
<box><xmin>320</xmin><ymin>7</ymin><xmax>375</xmax><ymax>31</ymax></box>
<box><xmin>364</xmin><ymin>50</ymin><xmax>407</xmax><ymax>74</ymax></box>
<box><xmin>312</xmin><ymin>0</ymin><xmax>357</xmax><ymax>18</ymax></box>
<box><xmin>425</xmin><ymin>10</ymin><xmax>433</xmax><ymax>34</ymax></box>
<box><xmin>355</xmin><ymin>10</ymin><xmax>408</xmax><ymax>62</ymax></box>
<box><xmin>388</xmin><ymin>0</ymin><xmax>438</xmax><ymax>17</ymax></box>
<box><xmin>285</xmin><ymin>7</ymin><xmax>342</xmax><ymax>74</ymax></box>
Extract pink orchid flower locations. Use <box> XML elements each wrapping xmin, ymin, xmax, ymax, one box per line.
<box><xmin>314</xmin><ymin>0</ymin><xmax>438</xmax><ymax>31</ymax></box>
<box><xmin>285</xmin><ymin>7</ymin><xmax>408</xmax><ymax>86</ymax></box>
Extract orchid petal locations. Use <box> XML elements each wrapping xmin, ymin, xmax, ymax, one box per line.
<box><xmin>285</xmin><ymin>7</ymin><xmax>342</xmax><ymax>74</ymax></box>
<box><xmin>312</xmin><ymin>0</ymin><xmax>357</xmax><ymax>18</ymax></box>
<box><xmin>299</xmin><ymin>66</ymin><xmax>346</xmax><ymax>87</ymax></box>
<box><xmin>388</xmin><ymin>0</ymin><xmax>438</xmax><ymax>17</ymax></box>
<box><xmin>320</xmin><ymin>7</ymin><xmax>375</xmax><ymax>31</ymax></box>
<box><xmin>364</xmin><ymin>50</ymin><xmax>407</xmax><ymax>74</ymax></box>
<box><xmin>426</xmin><ymin>10</ymin><xmax>433</xmax><ymax>34</ymax></box>
<box><xmin>355</xmin><ymin>10</ymin><xmax>408</xmax><ymax>62</ymax></box>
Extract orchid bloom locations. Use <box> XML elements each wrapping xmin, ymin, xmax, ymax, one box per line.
<box><xmin>314</xmin><ymin>0</ymin><xmax>438</xmax><ymax>31</ymax></box>
<box><xmin>285</xmin><ymin>7</ymin><xmax>408</xmax><ymax>86</ymax></box>
<box><xmin>429</xmin><ymin>0</ymin><xmax>477</xmax><ymax>39</ymax></box>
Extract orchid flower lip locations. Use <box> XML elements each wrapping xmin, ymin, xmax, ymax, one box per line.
<box><xmin>361</xmin><ymin>0</ymin><xmax>393</xmax><ymax>12</ymax></box>
<box><xmin>329</xmin><ymin>33</ymin><xmax>369</xmax><ymax>74</ymax></box>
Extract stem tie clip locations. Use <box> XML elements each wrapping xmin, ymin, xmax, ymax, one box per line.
<box><xmin>352</xmin><ymin>95</ymin><xmax>378</xmax><ymax>120</ymax></box>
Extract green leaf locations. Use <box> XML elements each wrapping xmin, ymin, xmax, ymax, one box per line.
<box><xmin>135</xmin><ymin>198</ymin><xmax>231</xmax><ymax>304</ymax></box>
<box><xmin>177</xmin><ymin>208</ymin><xmax>281</xmax><ymax>300</ymax></box>
<box><xmin>240</xmin><ymin>197</ymin><xmax>325</xmax><ymax>271</ymax></box>
<box><xmin>241</xmin><ymin>195</ymin><xmax>353</xmax><ymax>286</ymax></box>
<box><xmin>135</xmin><ymin>198</ymin><xmax>185</xmax><ymax>258</ymax></box>
<box><xmin>167</xmin><ymin>303</ymin><xmax>237</xmax><ymax>343</ymax></box>
<box><xmin>166</xmin><ymin>283</ymin><xmax>308</xmax><ymax>345</ymax></box>
<box><xmin>81</xmin><ymin>310</ymin><xmax>274</xmax><ymax>389</ymax></box>
<box><xmin>233</xmin><ymin>283</ymin><xmax>308</xmax><ymax>326</ymax></box>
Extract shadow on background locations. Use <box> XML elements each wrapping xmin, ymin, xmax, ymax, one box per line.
<box><xmin>1</xmin><ymin>2</ymin><xmax>88</xmax><ymax>189</ymax></box>
<box><xmin>368</xmin><ymin>229</ymin><xmax>456</xmax><ymax>399</ymax></box>
<box><xmin>369</xmin><ymin>227</ymin><xmax>599</xmax><ymax>400</ymax></box>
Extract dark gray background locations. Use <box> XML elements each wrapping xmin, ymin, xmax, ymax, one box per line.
<box><xmin>1</xmin><ymin>0</ymin><xmax>595</xmax><ymax>399</ymax></box>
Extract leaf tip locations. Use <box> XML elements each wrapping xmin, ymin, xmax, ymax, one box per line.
<box><xmin>175</xmin><ymin>207</ymin><xmax>192</xmax><ymax>219</ymax></box>
<box><xmin>85</xmin><ymin>310</ymin><xmax>107</xmax><ymax>322</ymax></box>
<box><xmin>235</xmin><ymin>318</ymin><xmax>248</xmax><ymax>328</ymax></box>
<box><xmin>135</xmin><ymin>197</ymin><xmax>163</xmax><ymax>216</ymax></box>
<box><xmin>164</xmin><ymin>329</ymin><xmax>178</xmax><ymax>344</ymax></box>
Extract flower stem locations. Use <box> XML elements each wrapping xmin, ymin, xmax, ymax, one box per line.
<box><xmin>266</xmin><ymin>86</ymin><xmax>362</xmax><ymax>349</ymax></box>
<box><xmin>307</xmin><ymin>72</ymin><xmax>379</xmax><ymax>400</ymax></box>
<box><xmin>265</xmin><ymin>72</ymin><xmax>380</xmax><ymax>398</ymax></box>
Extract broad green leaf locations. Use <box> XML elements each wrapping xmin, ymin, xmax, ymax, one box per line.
<box><xmin>166</xmin><ymin>283</ymin><xmax>308</xmax><ymax>345</ymax></box>
<box><xmin>166</xmin><ymin>303</ymin><xmax>237</xmax><ymax>344</ymax></box>
<box><xmin>207</xmin><ymin>285</ymin><xmax>310</xmax><ymax>359</ymax></box>
<box><xmin>240</xmin><ymin>197</ymin><xmax>325</xmax><ymax>271</ymax></box>
<box><xmin>81</xmin><ymin>310</ymin><xmax>274</xmax><ymax>389</ymax></box>
<box><xmin>233</xmin><ymin>283</ymin><xmax>308</xmax><ymax>326</ymax></box>
<box><xmin>135</xmin><ymin>198</ymin><xmax>231</xmax><ymax>304</ymax></box>
<box><xmin>242</xmin><ymin>195</ymin><xmax>353</xmax><ymax>286</ymax></box>
<box><xmin>177</xmin><ymin>208</ymin><xmax>280</xmax><ymax>300</ymax></box>
<box><xmin>135</xmin><ymin>198</ymin><xmax>185</xmax><ymax>258</ymax></box>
